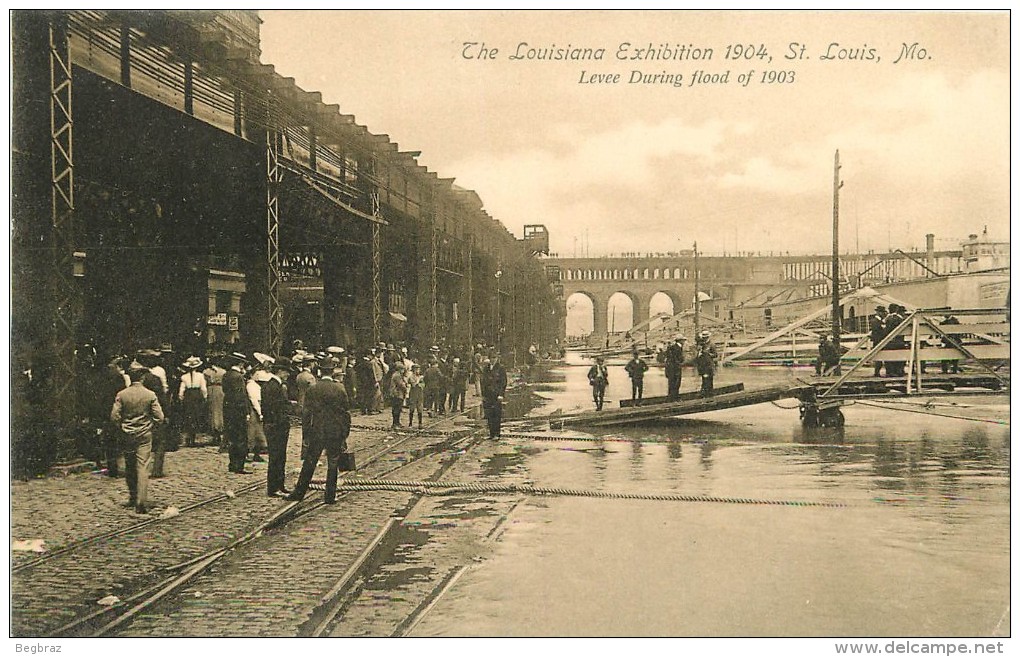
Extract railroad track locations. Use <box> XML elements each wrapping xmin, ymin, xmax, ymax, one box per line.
<box><xmin>12</xmin><ymin>409</ymin><xmax>479</xmax><ymax>638</ymax></box>
<box><xmin>13</xmin><ymin>426</ymin><xmax>400</xmax><ymax>575</ymax></box>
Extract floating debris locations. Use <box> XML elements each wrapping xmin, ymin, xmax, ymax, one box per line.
<box><xmin>97</xmin><ymin>595</ymin><xmax>120</xmax><ymax>606</ymax></box>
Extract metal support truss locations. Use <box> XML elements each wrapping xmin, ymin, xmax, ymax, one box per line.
<box><xmin>266</xmin><ymin>128</ymin><xmax>283</xmax><ymax>355</ymax></box>
<box><xmin>371</xmin><ymin>189</ymin><xmax>381</xmax><ymax>345</ymax></box>
<box><xmin>50</xmin><ymin>14</ymin><xmax>78</xmax><ymax>443</ymax></box>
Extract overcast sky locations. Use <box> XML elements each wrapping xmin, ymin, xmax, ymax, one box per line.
<box><xmin>259</xmin><ymin>10</ymin><xmax>1009</xmax><ymax>258</ymax></box>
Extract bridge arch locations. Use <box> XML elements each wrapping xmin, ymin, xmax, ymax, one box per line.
<box><xmin>607</xmin><ymin>291</ymin><xmax>637</xmax><ymax>334</ymax></box>
<box><xmin>565</xmin><ymin>291</ymin><xmax>597</xmax><ymax>338</ymax></box>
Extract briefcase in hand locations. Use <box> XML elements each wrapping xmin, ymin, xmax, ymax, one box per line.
<box><xmin>337</xmin><ymin>451</ymin><xmax>356</xmax><ymax>472</ymax></box>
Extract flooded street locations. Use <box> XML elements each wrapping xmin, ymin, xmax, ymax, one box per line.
<box><xmin>412</xmin><ymin>354</ymin><xmax>1010</xmax><ymax>637</ymax></box>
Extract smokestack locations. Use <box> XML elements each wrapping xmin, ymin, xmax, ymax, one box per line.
<box><xmin>925</xmin><ymin>233</ymin><xmax>935</xmax><ymax>274</ymax></box>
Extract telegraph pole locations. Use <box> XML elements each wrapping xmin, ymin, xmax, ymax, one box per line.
<box><xmin>693</xmin><ymin>241</ymin><xmax>700</xmax><ymax>337</ymax></box>
<box><xmin>832</xmin><ymin>150</ymin><xmax>843</xmax><ymax>372</ymax></box>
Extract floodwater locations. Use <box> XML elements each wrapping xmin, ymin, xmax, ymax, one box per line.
<box><xmin>413</xmin><ymin>353</ymin><xmax>1010</xmax><ymax>637</ymax></box>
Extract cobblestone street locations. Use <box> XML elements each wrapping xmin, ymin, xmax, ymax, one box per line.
<box><xmin>10</xmin><ymin>400</ymin><xmax>492</xmax><ymax>637</ymax></box>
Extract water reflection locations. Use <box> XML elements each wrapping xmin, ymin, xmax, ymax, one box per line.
<box><xmin>629</xmin><ymin>440</ymin><xmax>644</xmax><ymax>481</ymax></box>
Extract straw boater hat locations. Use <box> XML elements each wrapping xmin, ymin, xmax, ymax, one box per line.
<box><xmin>253</xmin><ymin>352</ymin><xmax>274</xmax><ymax>366</ymax></box>
<box><xmin>128</xmin><ymin>359</ymin><xmax>148</xmax><ymax>372</ymax></box>
<box><xmin>183</xmin><ymin>356</ymin><xmax>203</xmax><ymax>369</ymax></box>
<box><xmin>327</xmin><ymin>346</ymin><xmax>344</xmax><ymax>355</ymax></box>
<box><xmin>699</xmin><ymin>330</ymin><xmax>711</xmax><ymax>340</ymax></box>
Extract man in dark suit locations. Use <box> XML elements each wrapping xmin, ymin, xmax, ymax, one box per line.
<box><xmin>480</xmin><ymin>351</ymin><xmax>508</xmax><ymax>439</ymax></box>
<box><xmin>222</xmin><ymin>352</ymin><xmax>252</xmax><ymax>475</ymax></box>
<box><xmin>663</xmin><ymin>336</ymin><xmax>686</xmax><ymax>400</ymax></box>
<box><xmin>261</xmin><ymin>359</ymin><xmax>292</xmax><ymax>497</ymax></box>
<box><xmin>287</xmin><ymin>367</ymin><xmax>352</xmax><ymax>504</ymax></box>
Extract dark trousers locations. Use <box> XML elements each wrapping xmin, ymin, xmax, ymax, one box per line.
<box><xmin>666</xmin><ymin>372</ymin><xmax>681</xmax><ymax>400</ymax></box>
<box><xmin>359</xmin><ymin>385</ymin><xmax>374</xmax><ymax>413</ymax></box>
<box><xmin>102</xmin><ymin>424</ymin><xmax>122</xmax><ymax>477</ymax></box>
<box><xmin>700</xmin><ymin>373</ymin><xmax>714</xmax><ymax>394</ymax></box>
<box><xmin>592</xmin><ymin>383</ymin><xmax>606</xmax><ymax>411</ymax></box>
<box><xmin>452</xmin><ymin>388</ymin><xmax>466</xmax><ymax>412</ymax></box>
<box><xmin>390</xmin><ymin>397</ymin><xmax>404</xmax><ymax>427</ymax></box>
<box><xmin>483</xmin><ymin>399</ymin><xmax>502</xmax><ymax>438</ymax></box>
<box><xmin>291</xmin><ymin>437</ymin><xmax>343</xmax><ymax>503</ymax></box>
<box><xmin>265</xmin><ymin>421</ymin><xmax>289</xmax><ymax>494</ymax></box>
<box><xmin>435</xmin><ymin>390</ymin><xmax>447</xmax><ymax>413</ymax></box>
<box><xmin>631</xmin><ymin>379</ymin><xmax>644</xmax><ymax>400</ymax></box>
<box><xmin>225</xmin><ymin>410</ymin><xmax>248</xmax><ymax>473</ymax></box>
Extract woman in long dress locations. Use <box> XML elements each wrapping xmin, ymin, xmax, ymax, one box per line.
<box><xmin>178</xmin><ymin>356</ymin><xmax>208</xmax><ymax>447</ymax></box>
<box><xmin>203</xmin><ymin>358</ymin><xmax>226</xmax><ymax>450</ymax></box>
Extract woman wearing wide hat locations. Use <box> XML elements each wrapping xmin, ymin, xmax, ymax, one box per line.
<box><xmin>178</xmin><ymin>356</ymin><xmax>208</xmax><ymax>447</ymax></box>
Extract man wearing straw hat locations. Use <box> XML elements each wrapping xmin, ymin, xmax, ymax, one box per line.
<box><xmin>111</xmin><ymin>361</ymin><xmax>164</xmax><ymax>513</ymax></box>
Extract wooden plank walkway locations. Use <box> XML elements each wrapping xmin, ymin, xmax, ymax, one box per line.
<box><xmin>618</xmin><ymin>383</ymin><xmax>745</xmax><ymax>408</ymax></box>
<box><xmin>555</xmin><ymin>384</ymin><xmax>810</xmax><ymax>428</ymax></box>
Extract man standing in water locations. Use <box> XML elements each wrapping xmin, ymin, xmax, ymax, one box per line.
<box><xmin>480</xmin><ymin>350</ymin><xmax>508</xmax><ymax>439</ymax></box>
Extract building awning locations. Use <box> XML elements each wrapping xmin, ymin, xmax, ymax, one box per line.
<box><xmin>389</xmin><ymin>312</ymin><xmax>407</xmax><ymax>322</ymax></box>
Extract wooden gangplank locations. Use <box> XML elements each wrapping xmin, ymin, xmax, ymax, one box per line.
<box><xmin>619</xmin><ymin>383</ymin><xmax>744</xmax><ymax>408</ymax></box>
<box><xmin>556</xmin><ymin>384</ymin><xmax>810</xmax><ymax>428</ymax></box>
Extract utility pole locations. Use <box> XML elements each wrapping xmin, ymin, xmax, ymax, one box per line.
<box><xmin>693</xmin><ymin>241</ymin><xmax>700</xmax><ymax>337</ymax></box>
<box><xmin>832</xmin><ymin>150</ymin><xmax>843</xmax><ymax>373</ymax></box>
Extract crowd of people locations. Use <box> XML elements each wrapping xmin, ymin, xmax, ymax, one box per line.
<box><xmin>869</xmin><ymin>305</ymin><xmax>962</xmax><ymax>377</ymax></box>
<box><xmin>71</xmin><ymin>340</ymin><xmax>513</xmax><ymax>512</ymax></box>
<box><xmin>589</xmin><ymin>330</ymin><xmax>720</xmax><ymax>409</ymax></box>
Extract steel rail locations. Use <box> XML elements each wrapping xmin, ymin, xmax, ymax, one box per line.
<box><xmin>52</xmin><ymin>410</ymin><xmax>481</xmax><ymax>637</ymax></box>
<box><xmin>12</xmin><ymin>428</ymin><xmax>398</xmax><ymax>574</ymax></box>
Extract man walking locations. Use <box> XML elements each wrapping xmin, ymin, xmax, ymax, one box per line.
<box><xmin>480</xmin><ymin>350</ymin><xmax>508</xmax><ymax>439</ymax></box>
<box><xmin>287</xmin><ymin>367</ymin><xmax>352</xmax><ymax>504</ymax></box>
<box><xmin>111</xmin><ymin>362</ymin><xmax>164</xmax><ymax>513</ymax></box>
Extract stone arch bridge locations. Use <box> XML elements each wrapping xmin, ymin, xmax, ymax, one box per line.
<box><xmin>546</xmin><ymin>249</ymin><xmax>965</xmax><ymax>341</ymax></box>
